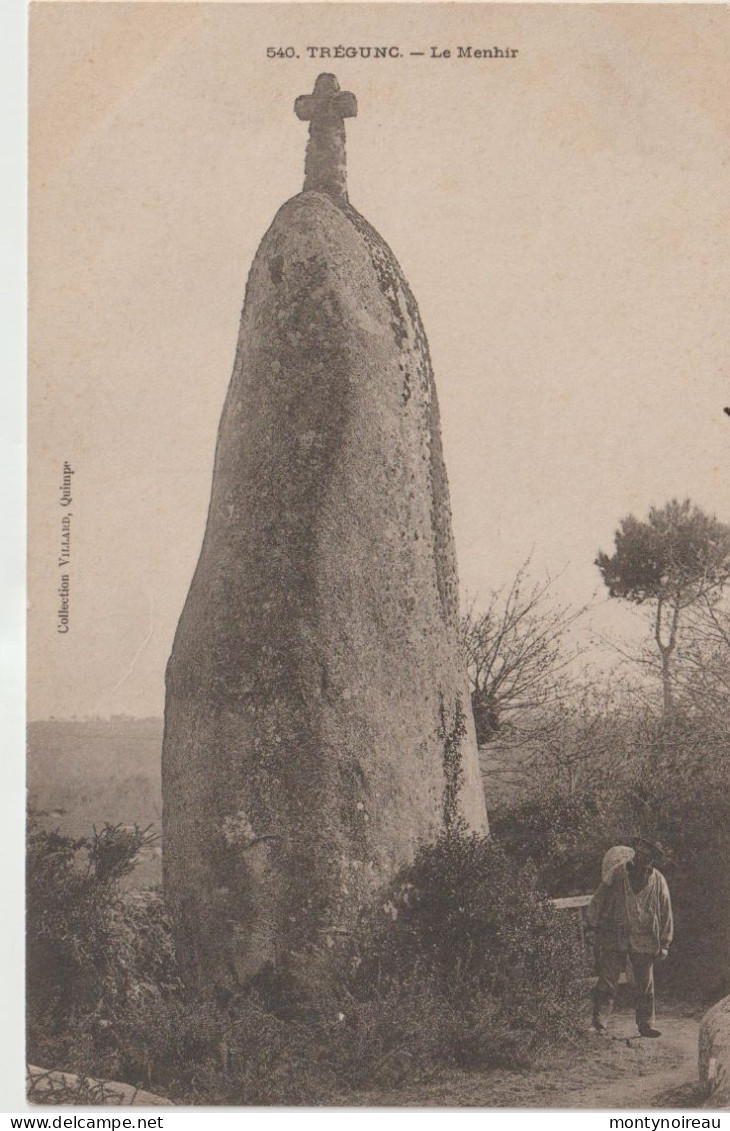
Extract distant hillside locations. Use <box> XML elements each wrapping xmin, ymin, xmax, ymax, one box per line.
<box><xmin>27</xmin><ymin>717</ymin><xmax>164</xmax><ymax>887</ymax></box>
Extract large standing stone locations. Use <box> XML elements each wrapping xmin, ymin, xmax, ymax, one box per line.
<box><xmin>162</xmin><ymin>74</ymin><xmax>488</xmax><ymax>994</ymax></box>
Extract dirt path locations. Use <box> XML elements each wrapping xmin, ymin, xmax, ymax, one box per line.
<box><xmin>346</xmin><ymin>1005</ymin><xmax>708</xmax><ymax>1109</ymax></box>
<box><xmin>563</xmin><ymin>1011</ymin><xmax>703</xmax><ymax>1110</ymax></box>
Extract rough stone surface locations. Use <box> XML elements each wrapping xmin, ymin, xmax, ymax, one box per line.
<box><xmin>699</xmin><ymin>994</ymin><xmax>730</xmax><ymax>1106</ymax></box>
<box><xmin>162</xmin><ymin>188</ymin><xmax>488</xmax><ymax>994</ymax></box>
<box><xmin>27</xmin><ymin>1066</ymin><xmax>172</xmax><ymax>1106</ymax></box>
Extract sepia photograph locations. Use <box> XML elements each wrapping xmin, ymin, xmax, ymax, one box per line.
<box><xmin>26</xmin><ymin>1</ymin><xmax>730</xmax><ymax>1109</ymax></box>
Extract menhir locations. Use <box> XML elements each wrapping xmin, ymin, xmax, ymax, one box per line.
<box><xmin>162</xmin><ymin>74</ymin><xmax>488</xmax><ymax>997</ymax></box>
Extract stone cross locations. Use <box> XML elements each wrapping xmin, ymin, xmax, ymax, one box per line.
<box><xmin>295</xmin><ymin>73</ymin><xmax>357</xmax><ymax>203</ymax></box>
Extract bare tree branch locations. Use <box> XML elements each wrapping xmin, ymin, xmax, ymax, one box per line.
<box><xmin>460</xmin><ymin>559</ymin><xmax>591</xmax><ymax>746</ymax></box>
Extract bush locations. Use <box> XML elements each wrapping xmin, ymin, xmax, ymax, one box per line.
<box><xmin>350</xmin><ymin>829</ymin><xmax>584</xmax><ymax>1058</ymax></box>
<box><xmin>26</xmin><ymin>819</ymin><xmax>181</xmax><ymax>1070</ymax></box>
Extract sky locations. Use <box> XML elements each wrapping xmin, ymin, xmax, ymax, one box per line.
<box><xmin>27</xmin><ymin>2</ymin><xmax>730</xmax><ymax>719</ymax></box>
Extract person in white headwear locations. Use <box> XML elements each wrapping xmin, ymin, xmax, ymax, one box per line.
<box><xmin>586</xmin><ymin>835</ymin><xmax>673</xmax><ymax>1038</ymax></box>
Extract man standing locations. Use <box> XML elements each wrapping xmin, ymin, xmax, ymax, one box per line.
<box><xmin>586</xmin><ymin>835</ymin><xmax>673</xmax><ymax>1038</ymax></box>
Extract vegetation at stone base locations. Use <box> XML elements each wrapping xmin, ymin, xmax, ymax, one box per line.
<box><xmin>27</xmin><ymin>823</ymin><xmax>582</xmax><ymax>1105</ymax></box>
<box><xmin>351</xmin><ymin>830</ymin><xmax>583</xmax><ymax>1054</ymax></box>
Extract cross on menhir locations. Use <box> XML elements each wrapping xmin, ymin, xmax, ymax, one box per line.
<box><xmin>295</xmin><ymin>74</ymin><xmax>357</xmax><ymax>203</ymax></box>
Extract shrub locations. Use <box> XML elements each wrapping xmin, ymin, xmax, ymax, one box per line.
<box><xmin>350</xmin><ymin>828</ymin><xmax>584</xmax><ymax>1059</ymax></box>
<box><xmin>26</xmin><ymin>819</ymin><xmax>181</xmax><ymax>1070</ymax></box>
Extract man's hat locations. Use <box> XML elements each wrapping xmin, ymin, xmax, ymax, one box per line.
<box><xmin>633</xmin><ymin>834</ymin><xmax>665</xmax><ymax>860</ymax></box>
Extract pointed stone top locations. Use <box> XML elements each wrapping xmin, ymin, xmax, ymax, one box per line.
<box><xmin>294</xmin><ymin>74</ymin><xmax>357</xmax><ymax>203</ymax></box>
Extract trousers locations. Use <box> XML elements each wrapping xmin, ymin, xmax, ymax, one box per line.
<box><xmin>593</xmin><ymin>945</ymin><xmax>656</xmax><ymax>1028</ymax></box>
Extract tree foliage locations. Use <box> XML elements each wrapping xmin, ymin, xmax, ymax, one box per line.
<box><xmin>596</xmin><ymin>499</ymin><xmax>730</xmax><ymax>605</ymax></box>
<box><xmin>596</xmin><ymin>499</ymin><xmax>730</xmax><ymax>717</ymax></box>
